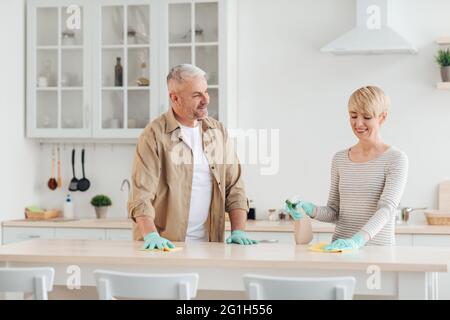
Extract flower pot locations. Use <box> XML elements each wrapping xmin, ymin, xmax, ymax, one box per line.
<box><xmin>94</xmin><ymin>206</ymin><xmax>108</xmax><ymax>219</ymax></box>
<box><xmin>441</xmin><ymin>66</ymin><xmax>450</xmax><ymax>82</ymax></box>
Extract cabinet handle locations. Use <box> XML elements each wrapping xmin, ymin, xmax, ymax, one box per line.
<box><xmin>28</xmin><ymin>235</ymin><xmax>40</xmax><ymax>239</ymax></box>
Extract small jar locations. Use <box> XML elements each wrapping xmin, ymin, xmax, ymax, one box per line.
<box><xmin>62</xmin><ymin>30</ymin><xmax>75</xmax><ymax>46</ymax></box>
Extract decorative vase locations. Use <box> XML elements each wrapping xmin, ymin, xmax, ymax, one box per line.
<box><xmin>441</xmin><ymin>66</ymin><xmax>450</xmax><ymax>82</ymax></box>
<box><xmin>95</xmin><ymin>206</ymin><xmax>108</xmax><ymax>219</ymax></box>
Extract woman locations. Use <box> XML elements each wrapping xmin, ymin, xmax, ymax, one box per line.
<box><xmin>287</xmin><ymin>86</ymin><xmax>408</xmax><ymax>250</ymax></box>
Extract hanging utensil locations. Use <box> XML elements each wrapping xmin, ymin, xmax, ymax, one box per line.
<box><xmin>77</xmin><ymin>148</ymin><xmax>91</xmax><ymax>192</ymax></box>
<box><xmin>47</xmin><ymin>145</ymin><xmax>57</xmax><ymax>190</ymax></box>
<box><xmin>68</xmin><ymin>149</ymin><xmax>79</xmax><ymax>192</ymax></box>
<box><xmin>57</xmin><ymin>145</ymin><xmax>62</xmax><ymax>189</ymax></box>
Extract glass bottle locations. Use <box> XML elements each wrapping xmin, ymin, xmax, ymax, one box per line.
<box><xmin>114</xmin><ymin>57</ymin><xmax>123</xmax><ymax>87</ymax></box>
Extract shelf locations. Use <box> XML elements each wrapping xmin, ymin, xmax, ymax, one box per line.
<box><xmin>36</xmin><ymin>87</ymin><xmax>57</xmax><ymax>91</ymax></box>
<box><xmin>102</xmin><ymin>87</ymin><xmax>124</xmax><ymax>90</ymax></box>
<box><xmin>36</xmin><ymin>46</ymin><xmax>58</xmax><ymax>50</ymax></box>
<box><xmin>127</xmin><ymin>86</ymin><xmax>150</xmax><ymax>90</ymax></box>
<box><xmin>169</xmin><ymin>43</ymin><xmax>192</xmax><ymax>47</ymax></box>
<box><xmin>437</xmin><ymin>37</ymin><xmax>450</xmax><ymax>45</ymax></box>
<box><xmin>61</xmin><ymin>87</ymin><xmax>83</xmax><ymax>90</ymax></box>
<box><xmin>195</xmin><ymin>42</ymin><xmax>219</xmax><ymax>47</ymax></box>
<box><xmin>437</xmin><ymin>82</ymin><xmax>450</xmax><ymax>90</ymax></box>
<box><xmin>61</xmin><ymin>46</ymin><xmax>84</xmax><ymax>50</ymax></box>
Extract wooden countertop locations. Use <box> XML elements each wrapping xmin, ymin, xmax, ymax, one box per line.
<box><xmin>3</xmin><ymin>218</ymin><xmax>450</xmax><ymax>235</ymax></box>
<box><xmin>0</xmin><ymin>239</ymin><xmax>449</xmax><ymax>273</ymax></box>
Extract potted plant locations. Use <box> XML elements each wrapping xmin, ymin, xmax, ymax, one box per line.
<box><xmin>90</xmin><ymin>195</ymin><xmax>112</xmax><ymax>219</ymax></box>
<box><xmin>436</xmin><ymin>48</ymin><xmax>450</xmax><ymax>82</ymax></box>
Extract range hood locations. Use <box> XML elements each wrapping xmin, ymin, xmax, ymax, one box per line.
<box><xmin>321</xmin><ymin>0</ymin><xmax>417</xmax><ymax>55</ymax></box>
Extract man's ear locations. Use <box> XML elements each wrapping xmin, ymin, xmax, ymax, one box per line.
<box><xmin>169</xmin><ymin>91</ymin><xmax>178</xmax><ymax>104</ymax></box>
<box><xmin>379</xmin><ymin>112</ymin><xmax>387</xmax><ymax>125</ymax></box>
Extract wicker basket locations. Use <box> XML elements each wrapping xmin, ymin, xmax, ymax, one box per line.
<box><xmin>25</xmin><ymin>208</ymin><xmax>61</xmax><ymax>220</ymax></box>
<box><xmin>425</xmin><ymin>210</ymin><xmax>450</xmax><ymax>225</ymax></box>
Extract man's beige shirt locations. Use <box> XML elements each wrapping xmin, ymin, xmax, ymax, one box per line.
<box><xmin>128</xmin><ymin>108</ymin><xmax>249</xmax><ymax>242</ymax></box>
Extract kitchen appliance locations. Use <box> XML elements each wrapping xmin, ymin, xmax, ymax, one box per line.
<box><xmin>321</xmin><ymin>0</ymin><xmax>417</xmax><ymax>55</ymax></box>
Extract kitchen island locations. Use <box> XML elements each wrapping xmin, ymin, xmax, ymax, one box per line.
<box><xmin>0</xmin><ymin>239</ymin><xmax>449</xmax><ymax>300</ymax></box>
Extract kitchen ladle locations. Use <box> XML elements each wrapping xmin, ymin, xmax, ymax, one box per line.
<box><xmin>77</xmin><ymin>148</ymin><xmax>90</xmax><ymax>192</ymax></box>
<box><xmin>47</xmin><ymin>146</ymin><xmax>57</xmax><ymax>191</ymax></box>
<box><xmin>68</xmin><ymin>149</ymin><xmax>79</xmax><ymax>192</ymax></box>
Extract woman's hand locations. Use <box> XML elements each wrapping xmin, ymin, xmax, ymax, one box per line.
<box><xmin>285</xmin><ymin>196</ymin><xmax>316</xmax><ymax>220</ymax></box>
<box><xmin>323</xmin><ymin>233</ymin><xmax>366</xmax><ymax>251</ymax></box>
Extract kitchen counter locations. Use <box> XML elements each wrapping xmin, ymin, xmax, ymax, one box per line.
<box><xmin>0</xmin><ymin>239</ymin><xmax>448</xmax><ymax>299</ymax></box>
<box><xmin>3</xmin><ymin>218</ymin><xmax>450</xmax><ymax>235</ymax></box>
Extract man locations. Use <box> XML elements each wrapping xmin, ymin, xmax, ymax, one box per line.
<box><xmin>128</xmin><ymin>64</ymin><xmax>257</xmax><ymax>249</ymax></box>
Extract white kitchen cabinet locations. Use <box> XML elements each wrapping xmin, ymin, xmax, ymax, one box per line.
<box><xmin>2</xmin><ymin>227</ymin><xmax>55</xmax><ymax>245</ymax></box>
<box><xmin>27</xmin><ymin>0</ymin><xmax>92</xmax><ymax>138</ymax></box>
<box><xmin>106</xmin><ymin>229</ymin><xmax>133</xmax><ymax>240</ymax></box>
<box><xmin>27</xmin><ymin>0</ymin><xmax>237</xmax><ymax>139</ymax></box>
<box><xmin>413</xmin><ymin>234</ymin><xmax>450</xmax><ymax>300</ymax></box>
<box><xmin>395</xmin><ymin>234</ymin><xmax>413</xmax><ymax>246</ymax></box>
<box><xmin>54</xmin><ymin>228</ymin><xmax>106</xmax><ymax>240</ymax></box>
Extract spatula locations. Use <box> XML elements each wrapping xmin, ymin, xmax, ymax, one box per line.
<box><xmin>77</xmin><ymin>148</ymin><xmax>91</xmax><ymax>192</ymax></box>
<box><xmin>69</xmin><ymin>149</ymin><xmax>79</xmax><ymax>192</ymax></box>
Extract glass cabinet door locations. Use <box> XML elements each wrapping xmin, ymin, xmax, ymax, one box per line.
<box><xmin>95</xmin><ymin>2</ymin><xmax>154</xmax><ymax>138</ymax></box>
<box><xmin>29</xmin><ymin>2</ymin><xmax>91</xmax><ymax>138</ymax></box>
<box><xmin>167</xmin><ymin>1</ymin><xmax>219</xmax><ymax>120</ymax></box>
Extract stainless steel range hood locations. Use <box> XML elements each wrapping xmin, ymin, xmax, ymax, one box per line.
<box><xmin>321</xmin><ymin>0</ymin><xmax>417</xmax><ymax>55</ymax></box>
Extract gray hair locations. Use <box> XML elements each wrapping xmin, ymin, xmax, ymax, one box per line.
<box><xmin>167</xmin><ymin>64</ymin><xmax>206</xmax><ymax>85</ymax></box>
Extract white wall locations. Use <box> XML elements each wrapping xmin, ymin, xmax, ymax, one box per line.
<box><xmin>32</xmin><ymin>0</ymin><xmax>450</xmax><ymax>221</ymax></box>
<box><xmin>0</xmin><ymin>0</ymin><xmax>39</xmax><ymax>237</ymax></box>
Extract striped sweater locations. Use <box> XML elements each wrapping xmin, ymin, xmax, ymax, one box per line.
<box><xmin>313</xmin><ymin>147</ymin><xmax>408</xmax><ymax>245</ymax></box>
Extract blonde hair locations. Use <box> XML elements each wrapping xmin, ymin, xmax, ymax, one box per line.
<box><xmin>348</xmin><ymin>86</ymin><xmax>390</xmax><ymax>117</ymax></box>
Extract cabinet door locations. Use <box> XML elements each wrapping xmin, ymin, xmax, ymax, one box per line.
<box><xmin>2</xmin><ymin>227</ymin><xmax>55</xmax><ymax>245</ymax></box>
<box><xmin>93</xmin><ymin>0</ymin><xmax>160</xmax><ymax>139</ymax></box>
<box><xmin>54</xmin><ymin>228</ymin><xmax>106</xmax><ymax>240</ymax></box>
<box><xmin>27</xmin><ymin>0</ymin><xmax>92</xmax><ymax>138</ymax></box>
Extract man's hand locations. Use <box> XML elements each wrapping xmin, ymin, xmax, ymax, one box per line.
<box><xmin>143</xmin><ymin>231</ymin><xmax>175</xmax><ymax>250</ymax></box>
<box><xmin>226</xmin><ymin>230</ymin><xmax>258</xmax><ymax>245</ymax></box>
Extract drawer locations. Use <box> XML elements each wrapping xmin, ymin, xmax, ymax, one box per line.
<box><xmin>316</xmin><ymin>233</ymin><xmax>333</xmax><ymax>243</ymax></box>
<box><xmin>54</xmin><ymin>228</ymin><xmax>105</xmax><ymax>240</ymax></box>
<box><xmin>2</xmin><ymin>227</ymin><xmax>54</xmax><ymax>244</ymax></box>
<box><xmin>106</xmin><ymin>229</ymin><xmax>132</xmax><ymax>240</ymax></box>
<box><xmin>395</xmin><ymin>234</ymin><xmax>413</xmax><ymax>246</ymax></box>
<box><xmin>413</xmin><ymin>235</ymin><xmax>450</xmax><ymax>247</ymax></box>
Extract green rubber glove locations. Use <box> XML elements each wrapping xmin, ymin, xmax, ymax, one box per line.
<box><xmin>323</xmin><ymin>233</ymin><xmax>366</xmax><ymax>251</ymax></box>
<box><xmin>285</xmin><ymin>197</ymin><xmax>316</xmax><ymax>220</ymax></box>
<box><xmin>143</xmin><ymin>231</ymin><xmax>175</xmax><ymax>250</ymax></box>
<box><xmin>226</xmin><ymin>230</ymin><xmax>258</xmax><ymax>245</ymax></box>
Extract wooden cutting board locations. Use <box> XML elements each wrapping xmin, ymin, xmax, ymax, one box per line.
<box><xmin>439</xmin><ymin>181</ymin><xmax>450</xmax><ymax>210</ymax></box>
